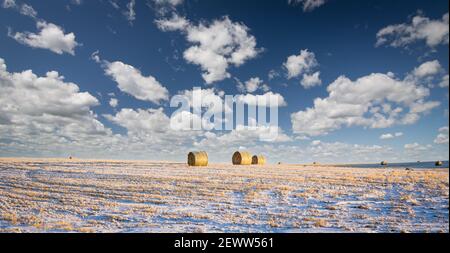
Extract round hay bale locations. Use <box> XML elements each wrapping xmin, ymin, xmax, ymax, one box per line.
<box><xmin>252</xmin><ymin>155</ymin><xmax>266</xmax><ymax>165</ymax></box>
<box><xmin>381</xmin><ymin>161</ymin><xmax>388</xmax><ymax>166</ymax></box>
<box><xmin>435</xmin><ymin>161</ymin><xmax>443</xmax><ymax>166</ymax></box>
<box><xmin>187</xmin><ymin>151</ymin><xmax>208</xmax><ymax>166</ymax></box>
<box><xmin>232</xmin><ymin>151</ymin><xmax>252</xmax><ymax>165</ymax></box>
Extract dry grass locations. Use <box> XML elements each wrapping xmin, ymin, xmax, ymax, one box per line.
<box><xmin>0</xmin><ymin>158</ymin><xmax>448</xmax><ymax>233</ymax></box>
<box><xmin>314</xmin><ymin>219</ymin><xmax>328</xmax><ymax>228</ymax></box>
<box><xmin>2</xmin><ymin>213</ymin><xmax>18</xmax><ymax>225</ymax></box>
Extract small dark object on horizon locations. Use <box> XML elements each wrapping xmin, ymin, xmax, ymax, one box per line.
<box><xmin>435</xmin><ymin>161</ymin><xmax>443</xmax><ymax>167</ymax></box>
<box><xmin>405</xmin><ymin>168</ymin><xmax>413</xmax><ymax>171</ymax></box>
<box><xmin>381</xmin><ymin>161</ymin><xmax>388</xmax><ymax>166</ymax></box>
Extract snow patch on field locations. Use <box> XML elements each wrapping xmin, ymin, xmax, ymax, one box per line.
<box><xmin>0</xmin><ymin>158</ymin><xmax>448</xmax><ymax>233</ymax></box>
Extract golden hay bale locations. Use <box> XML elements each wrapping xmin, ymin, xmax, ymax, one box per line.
<box><xmin>187</xmin><ymin>151</ymin><xmax>208</xmax><ymax>166</ymax></box>
<box><xmin>435</xmin><ymin>161</ymin><xmax>443</xmax><ymax>166</ymax></box>
<box><xmin>381</xmin><ymin>161</ymin><xmax>388</xmax><ymax>166</ymax></box>
<box><xmin>232</xmin><ymin>151</ymin><xmax>252</xmax><ymax>165</ymax></box>
<box><xmin>252</xmin><ymin>155</ymin><xmax>266</xmax><ymax>165</ymax></box>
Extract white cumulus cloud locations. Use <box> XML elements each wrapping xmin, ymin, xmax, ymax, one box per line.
<box><xmin>284</xmin><ymin>49</ymin><xmax>317</xmax><ymax>79</ymax></box>
<box><xmin>156</xmin><ymin>15</ymin><xmax>260</xmax><ymax>84</ymax></box>
<box><xmin>236</xmin><ymin>77</ymin><xmax>270</xmax><ymax>93</ymax></box>
<box><xmin>9</xmin><ymin>21</ymin><xmax>79</xmax><ymax>55</ymax></box>
<box><xmin>283</xmin><ymin>49</ymin><xmax>322</xmax><ymax>89</ymax></box>
<box><xmin>291</xmin><ymin>63</ymin><xmax>440</xmax><ymax>136</ymax></box>
<box><xmin>376</xmin><ymin>12</ymin><xmax>449</xmax><ymax>49</ymax></box>
<box><xmin>404</xmin><ymin>142</ymin><xmax>432</xmax><ymax>151</ymax></box>
<box><xmin>311</xmin><ymin>140</ymin><xmax>321</xmax><ymax>146</ymax></box>
<box><xmin>413</xmin><ymin>60</ymin><xmax>443</xmax><ymax>78</ymax></box>
<box><xmin>109</xmin><ymin>98</ymin><xmax>118</xmax><ymax>108</ymax></box>
<box><xmin>235</xmin><ymin>92</ymin><xmax>287</xmax><ymax>108</ymax></box>
<box><xmin>177</xmin><ymin>87</ymin><xmax>226</xmax><ymax>114</ymax></box>
<box><xmin>434</xmin><ymin>126</ymin><xmax>449</xmax><ymax>144</ymax></box>
<box><xmin>102</xmin><ymin>60</ymin><xmax>169</xmax><ymax>104</ymax></box>
<box><xmin>0</xmin><ymin>57</ymin><xmax>110</xmax><ymax>150</ymax></box>
<box><xmin>104</xmin><ymin>108</ymin><xmax>169</xmax><ymax>134</ymax></box>
<box><xmin>301</xmin><ymin>71</ymin><xmax>322</xmax><ymax>89</ymax></box>
<box><xmin>380</xmin><ymin>132</ymin><xmax>403</xmax><ymax>140</ymax></box>
<box><xmin>439</xmin><ymin>74</ymin><xmax>449</xmax><ymax>88</ymax></box>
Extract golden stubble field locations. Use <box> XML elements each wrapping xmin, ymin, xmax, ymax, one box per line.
<box><xmin>0</xmin><ymin>158</ymin><xmax>448</xmax><ymax>233</ymax></box>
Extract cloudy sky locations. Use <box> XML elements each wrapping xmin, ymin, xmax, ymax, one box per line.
<box><xmin>0</xmin><ymin>0</ymin><xmax>448</xmax><ymax>163</ymax></box>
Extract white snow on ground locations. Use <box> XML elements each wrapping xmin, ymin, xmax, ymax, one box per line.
<box><xmin>0</xmin><ymin>158</ymin><xmax>448</xmax><ymax>233</ymax></box>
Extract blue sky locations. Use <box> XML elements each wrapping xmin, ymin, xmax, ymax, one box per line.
<box><xmin>0</xmin><ymin>0</ymin><xmax>448</xmax><ymax>163</ymax></box>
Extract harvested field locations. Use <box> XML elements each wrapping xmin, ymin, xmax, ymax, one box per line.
<box><xmin>0</xmin><ymin>158</ymin><xmax>448</xmax><ymax>233</ymax></box>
